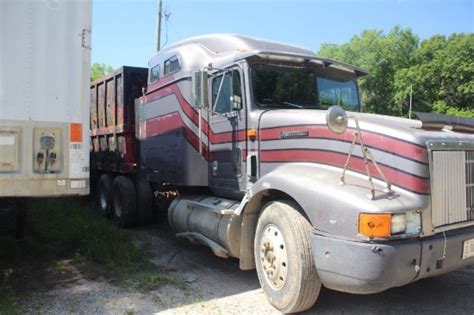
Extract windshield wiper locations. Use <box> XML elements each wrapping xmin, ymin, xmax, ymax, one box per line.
<box><xmin>282</xmin><ymin>102</ymin><xmax>303</xmax><ymax>109</ymax></box>
<box><xmin>257</xmin><ymin>99</ymin><xmax>305</xmax><ymax>109</ymax></box>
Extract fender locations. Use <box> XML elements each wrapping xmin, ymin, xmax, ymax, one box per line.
<box><xmin>237</xmin><ymin>162</ymin><xmax>428</xmax><ymax>270</ymax></box>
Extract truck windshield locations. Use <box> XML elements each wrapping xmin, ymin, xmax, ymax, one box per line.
<box><xmin>251</xmin><ymin>64</ymin><xmax>360</xmax><ymax>111</ymax></box>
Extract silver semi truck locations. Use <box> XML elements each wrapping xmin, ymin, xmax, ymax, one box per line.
<box><xmin>93</xmin><ymin>34</ymin><xmax>474</xmax><ymax>313</ymax></box>
<box><xmin>0</xmin><ymin>0</ymin><xmax>91</xmax><ymax>236</ymax></box>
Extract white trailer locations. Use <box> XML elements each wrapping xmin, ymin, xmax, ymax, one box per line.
<box><xmin>0</xmin><ymin>0</ymin><xmax>91</xmax><ymax>235</ymax></box>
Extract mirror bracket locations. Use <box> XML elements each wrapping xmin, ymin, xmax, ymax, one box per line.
<box><xmin>326</xmin><ymin>106</ymin><xmax>393</xmax><ymax>199</ymax></box>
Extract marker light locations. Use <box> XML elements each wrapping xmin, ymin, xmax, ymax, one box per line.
<box><xmin>359</xmin><ymin>214</ymin><xmax>391</xmax><ymax>238</ymax></box>
<box><xmin>247</xmin><ymin>129</ymin><xmax>257</xmax><ymax>140</ymax></box>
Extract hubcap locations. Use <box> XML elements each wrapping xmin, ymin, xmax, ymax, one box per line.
<box><xmin>114</xmin><ymin>189</ymin><xmax>122</xmax><ymax>217</ymax></box>
<box><xmin>99</xmin><ymin>183</ymin><xmax>107</xmax><ymax>210</ymax></box>
<box><xmin>259</xmin><ymin>224</ymin><xmax>288</xmax><ymax>290</ymax></box>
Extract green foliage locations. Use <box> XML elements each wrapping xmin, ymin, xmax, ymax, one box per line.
<box><xmin>318</xmin><ymin>27</ymin><xmax>474</xmax><ymax>118</ymax></box>
<box><xmin>26</xmin><ymin>198</ymin><xmax>145</xmax><ymax>269</ymax></box>
<box><xmin>91</xmin><ymin>62</ymin><xmax>114</xmax><ymax>81</ymax></box>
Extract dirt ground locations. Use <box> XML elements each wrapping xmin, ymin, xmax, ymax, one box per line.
<box><xmin>20</xmin><ymin>224</ymin><xmax>474</xmax><ymax>314</ymax></box>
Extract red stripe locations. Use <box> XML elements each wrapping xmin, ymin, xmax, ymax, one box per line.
<box><xmin>146</xmin><ymin>76</ymin><xmax>175</xmax><ymax>94</ymax></box>
<box><xmin>144</xmin><ymin>111</ymin><xmax>210</xmax><ymax>160</ymax></box>
<box><xmin>260</xmin><ymin>126</ymin><xmax>427</xmax><ymax>164</ymax></box>
<box><xmin>145</xmin><ymin>112</ymin><xmax>182</xmax><ymax>136</ymax></box>
<box><xmin>260</xmin><ymin>149</ymin><xmax>430</xmax><ymax>194</ymax></box>
<box><xmin>144</xmin><ymin>85</ymin><xmax>247</xmax><ymax>145</ymax></box>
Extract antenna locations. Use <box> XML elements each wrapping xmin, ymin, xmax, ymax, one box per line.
<box><xmin>408</xmin><ymin>84</ymin><xmax>413</xmax><ymax>119</ymax></box>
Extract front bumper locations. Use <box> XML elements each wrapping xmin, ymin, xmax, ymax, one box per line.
<box><xmin>311</xmin><ymin>225</ymin><xmax>474</xmax><ymax>294</ymax></box>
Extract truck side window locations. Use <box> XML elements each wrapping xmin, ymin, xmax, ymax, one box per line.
<box><xmin>149</xmin><ymin>65</ymin><xmax>160</xmax><ymax>83</ymax></box>
<box><xmin>212</xmin><ymin>70</ymin><xmax>242</xmax><ymax>114</ymax></box>
<box><xmin>164</xmin><ymin>56</ymin><xmax>180</xmax><ymax>75</ymax></box>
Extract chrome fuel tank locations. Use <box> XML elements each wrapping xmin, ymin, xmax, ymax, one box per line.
<box><xmin>168</xmin><ymin>195</ymin><xmax>242</xmax><ymax>258</ymax></box>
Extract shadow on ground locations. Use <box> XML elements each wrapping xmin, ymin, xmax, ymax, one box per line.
<box><xmin>131</xmin><ymin>223</ymin><xmax>474</xmax><ymax>314</ymax></box>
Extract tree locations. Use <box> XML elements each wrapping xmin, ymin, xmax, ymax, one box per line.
<box><xmin>91</xmin><ymin>63</ymin><xmax>114</xmax><ymax>81</ymax></box>
<box><xmin>394</xmin><ymin>33</ymin><xmax>474</xmax><ymax>118</ymax></box>
<box><xmin>318</xmin><ymin>27</ymin><xmax>474</xmax><ymax>118</ymax></box>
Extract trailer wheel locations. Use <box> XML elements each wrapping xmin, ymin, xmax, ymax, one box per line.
<box><xmin>135</xmin><ymin>180</ymin><xmax>153</xmax><ymax>226</ymax></box>
<box><xmin>98</xmin><ymin>174</ymin><xmax>113</xmax><ymax>218</ymax></box>
<box><xmin>254</xmin><ymin>200</ymin><xmax>321</xmax><ymax>313</ymax></box>
<box><xmin>112</xmin><ymin>176</ymin><xmax>137</xmax><ymax>228</ymax></box>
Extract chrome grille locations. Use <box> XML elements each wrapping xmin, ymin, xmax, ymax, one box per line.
<box><xmin>431</xmin><ymin>149</ymin><xmax>474</xmax><ymax>228</ymax></box>
<box><xmin>467</xmin><ymin>151</ymin><xmax>474</xmax><ymax>219</ymax></box>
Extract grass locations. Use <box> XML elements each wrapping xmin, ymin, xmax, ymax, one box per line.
<box><xmin>0</xmin><ymin>197</ymin><xmax>184</xmax><ymax>314</ymax></box>
<box><xmin>26</xmin><ymin>197</ymin><xmax>145</xmax><ymax>269</ymax></box>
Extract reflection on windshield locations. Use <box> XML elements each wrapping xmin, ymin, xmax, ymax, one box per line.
<box><xmin>251</xmin><ymin>64</ymin><xmax>360</xmax><ymax>111</ymax></box>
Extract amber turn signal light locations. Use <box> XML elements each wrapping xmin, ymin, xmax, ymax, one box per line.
<box><xmin>247</xmin><ymin>129</ymin><xmax>257</xmax><ymax>140</ymax></box>
<box><xmin>359</xmin><ymin>213</ymin><xmax>392</xmax><ymax>238</ymax></box>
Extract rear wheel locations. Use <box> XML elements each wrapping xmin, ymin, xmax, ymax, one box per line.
<box><xmin>112</xmin><ymin>176</ymin><xmax>137</xmax><ymax>228</ymax></box>
<box><xmin>135</xmin><ymin>180</ymin><xmax>153</xmax><ymax>226</ymax></box>
<box><xmin>98</xmin><ymin>174</ymin><xmax>113</xmax><ymax>218</ymax></box>
<box><xmin>254</xmin><ymin>200</ymin><xmax>321</xmax><ymax>313</ymax></box>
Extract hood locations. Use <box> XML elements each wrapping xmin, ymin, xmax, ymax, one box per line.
<box><xmin>258</xmin><ymin>109</ymin><xmax>474</xmax><ymax>146</ymax></box>
<box><xmin>256</xmin><ymin>109</ymin><xmax>474</xmax><ymax>195</ymax></box>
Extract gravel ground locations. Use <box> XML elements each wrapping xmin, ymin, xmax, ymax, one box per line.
<box><xmin>19</xmin><ymin>224</ymin><xmax>474</xmax><ymax>314</ymax></box>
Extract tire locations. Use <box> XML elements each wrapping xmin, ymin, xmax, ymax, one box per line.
<box><xmin>98</xmin><ymin>174</ymin><xmax>113</xmax><ymax>218</ymax></box>
<box><xmin>135</xmin><ymin>180</ymin><xmax>153</xmax><ymax>226</ymax></box>
<box><xmin>112</xmin><ymin>176</ymin><xmax>137</xmax><ymax>228</ymax></box>
<box><xmin>254</xmin><ymin>200</ymin><xmax>321</xmax><ymax>313</ymax></box>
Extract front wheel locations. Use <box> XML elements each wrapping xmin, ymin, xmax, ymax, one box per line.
<box><xmin>254</xmin><ymin>200</ymin><xmax>321</xmax><ymax>313</ymax></box>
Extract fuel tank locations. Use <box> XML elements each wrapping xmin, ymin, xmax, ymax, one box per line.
<box><xmin>168</xmin><ymin>195</ymin><xmax>242</xmax><ymax>258</ymax></box>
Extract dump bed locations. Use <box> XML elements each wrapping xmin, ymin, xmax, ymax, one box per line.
<box><xmin>90</xmin><ymin>66</ymin><xmax>148</xmax><ymax>174</ymax></box>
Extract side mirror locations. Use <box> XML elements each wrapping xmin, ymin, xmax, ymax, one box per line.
<box><xmin>192</xmin><ymin>70</ymin><xmax>208</xmax><ymax>108</ymax></box>
<box><xmin>230</xmin><ymin>95</ymin><xmax>242</xmax><ymax>111</ymax></box>
<box><xmin>326</xmin><ymin>105</ymin><xmax>348</xmax><ymax>134</ymax></box>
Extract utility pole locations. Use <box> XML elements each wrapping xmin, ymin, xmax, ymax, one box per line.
<box><xmin>408</xmin><ymin>85</ymin><xmax>413</xmax><ymax>119</ymax></box>
<box><xmin>156</xmin><ymin>0</ymin><xmax>162</xmax><ymax>52</ymax></box>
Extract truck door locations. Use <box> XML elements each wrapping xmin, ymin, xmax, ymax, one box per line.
<box><xmin>208</xmin><ymin>68</ymin><xmax>246</xmax><ymax>197</ymax></box>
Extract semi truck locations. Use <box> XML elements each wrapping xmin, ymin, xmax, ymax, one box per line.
<box><xmin>91</xmin><ymin>34</ymin><xmax>474</xmax><ymax>313</ymax></box>
<box><xmin>0</xmin><ymin>0</ymin><xmax>91</xmax><ymax>237</ymax></box>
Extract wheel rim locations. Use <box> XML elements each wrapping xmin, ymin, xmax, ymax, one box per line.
<box><xmin>259</xmin><ymin>224</ymin><xmax>288</xmax><ymax>290</ymax></box>
<box><xmin>99</xmin><ymin>182</ymin><xmax>108</xmax><ymax>210</ymax></box>
<box><xmin>114</xmin><ymin>188</ymin><xmax>122</xmax><ymax>218</ymax></box>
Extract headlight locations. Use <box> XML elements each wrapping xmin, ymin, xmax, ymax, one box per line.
<box><xmin>359</xmin><ymin>210</ymin><xmax>421</xmax><ymax>238</ymax></box>
<box><xmin>391</xmin><ymin>213</ymin><xmax>406</xmax><ymax>234</ymax></box>
<box><xmin>405</xmin><ymin>210</ymin><xmax>422</xmax><ymax>234</ymax></box>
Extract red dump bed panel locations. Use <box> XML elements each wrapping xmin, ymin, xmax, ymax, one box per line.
<box><xmin>90</xmin><ymin>66</ymin><xmax>148</xmax><ymax>174</ymax></box>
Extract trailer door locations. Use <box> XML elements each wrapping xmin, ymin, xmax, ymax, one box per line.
<box><xmin>207</xmin><ymin>69</ymin><xmax>246</xmax><ymax>197</ymax></box>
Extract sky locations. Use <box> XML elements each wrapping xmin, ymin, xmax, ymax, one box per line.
<box><xmin>91</xmin><ymin>0</ymin><xmax>474</xmax><ymax>68</ymax></box>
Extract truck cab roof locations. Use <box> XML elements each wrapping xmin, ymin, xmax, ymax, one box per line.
<box><xmin>147</xmin><ymin>34</ymin><xmax>367</xmax><ymax>82</ymax></box>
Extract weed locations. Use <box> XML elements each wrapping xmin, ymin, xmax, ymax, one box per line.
<box><xmin>25</xmin><ymin>197</ymin><xmax>146</xmax><ymax>270</ymax></box>
<box><xmin>127</xmin><ymin>269</ymin><xmax>186</xmax><ymax>292</ymax></box>
<box><xmin>0</xmin><ymin>287</ymin><xmax>18</xmax><ymax>315</ymax></box>
<box><xmin>0</xmin><ymin>197</ymin><xmax>183</xmax><ymax>313</ymax></box>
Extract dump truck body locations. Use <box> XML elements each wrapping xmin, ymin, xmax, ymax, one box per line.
<box><xmin>90</xmin><ymin>66</ymin><xmax>148</xmax><ymax>175</ymax></box>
